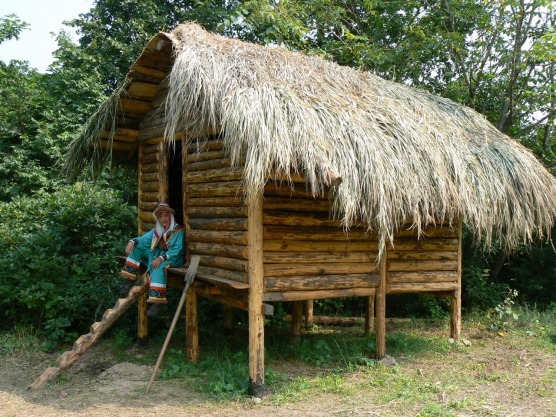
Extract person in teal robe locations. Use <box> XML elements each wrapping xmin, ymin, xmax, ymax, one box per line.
<box><xmin>119</xmin><ymin>202</ymin><xmax>185</xmax><ymax>316</ymax></box>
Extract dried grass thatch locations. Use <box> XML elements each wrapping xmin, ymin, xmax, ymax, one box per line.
<box><xmin>68</xmin><ymin>22</ymin><xmax>556</xmax><ymax>251</ymax></box>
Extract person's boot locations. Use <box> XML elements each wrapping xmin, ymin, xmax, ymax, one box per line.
<box><xmin>119</xmin><ymin>279</ymin><xmax>135</xmax><ymax>296</ymax></box>
<box><xmin>147</xmin><ymin>303</ymin><xmax>163</xmax><ymax>317</ymax></box>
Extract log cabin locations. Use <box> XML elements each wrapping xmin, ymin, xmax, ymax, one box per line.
<box><xmin>64</xmin><ymin>23</ymin><xmax>556</xmax><ymax>396</ymax></box>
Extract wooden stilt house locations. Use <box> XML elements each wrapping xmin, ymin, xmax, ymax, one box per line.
<box><xmin>65</xmin><ymin>23</ymin><xmax>556</xmax><ymax>396</ymax></box>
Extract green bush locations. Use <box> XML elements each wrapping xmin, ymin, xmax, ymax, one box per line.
<box><xmin>0</xmin><ymin>182</ymin><xmax>136</xmax><ymax>348</ymax></box>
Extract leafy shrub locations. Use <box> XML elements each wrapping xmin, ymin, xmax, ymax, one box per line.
<box><xmin>0</xmin><ymin>182</ymin><xmax>136</xmax><ymax>348</ymax></box>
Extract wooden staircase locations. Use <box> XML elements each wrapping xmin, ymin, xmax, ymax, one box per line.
<box><xmin>30</xmin><ymin>278</ymin><xmax>148</xmax><ymax>389</ymax></box>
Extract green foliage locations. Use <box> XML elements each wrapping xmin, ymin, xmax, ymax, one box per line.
<box><xmin>0</xmin><ymin>14</ymin><xmax>29</xmax><ymax>43</ymax></box>
<box><xmin>0</xmin><ymin>183</ymin><xmax>136</xmax><ymax>347</ymax></box>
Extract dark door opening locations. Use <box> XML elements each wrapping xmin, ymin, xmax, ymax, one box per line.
<box><xmin>168</xmin><ymin>142</ymin><xmax>183</xmax><ymax>226</ymax></box>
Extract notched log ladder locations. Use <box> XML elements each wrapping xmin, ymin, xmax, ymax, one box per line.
<box><xmin>29</xmin><ymin>277</ymin><xmax>149</xmax><ymax>389</ymax></box>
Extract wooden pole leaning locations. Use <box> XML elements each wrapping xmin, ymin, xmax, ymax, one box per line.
<box><xmin>145</xmin><ymin>255</ymin><xmax>201</xmax><ymax>395</ymax></box>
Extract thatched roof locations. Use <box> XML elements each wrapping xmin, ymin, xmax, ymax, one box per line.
<box><xmin>65</xmin><ymin>22</ymin><xmax>556</xmax><ymax>251</ymax></box>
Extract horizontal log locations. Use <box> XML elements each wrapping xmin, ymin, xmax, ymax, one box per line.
<box><xmin>387</xmin><ymin>251</ymin><xmax>458</xmax><ymax>261</ymax></box>
<box><xmin>141</xmin><ymin>143</ymin><xmax>160</xmax><ymax>155</ymax></box>
<box><xmin>187</xmin><ymin>168</ymin><xmax>243</xmax><ymax>184</ymax></box>
<box><xmin>391</xmin><ymin>238</ymin><xmax>459</xmax><ymax>251</ymax></box>
<box><xmin>263</xmin><ymin>183</ymin><xmax>328</xmax><ymax>198</ymax></box>
<box><xmin>199</xmin><ymin>255</ymin><xmax>248</xmax><ymax>272</ymax></box>
<box><xmin>151</xmin><ymin>88</ymin><xmax>169</xmax><ymax>109</ymax></box>
<box><xmin>263</xmin><ymin>239</ymin><xmax>377</xmax><ymax>252</ymax></box>
<box><xmin>187</xmin><ymin>158</ymin><xmax>236</xmax><ymax>172</ymax></box>
<box><xmin>120</xmin><ymin>97</ymin><xmax>151</xmax><ymax>113</ymax></box>
<box><xmin>197</xmin><ymin>266</ymin><xmax>247</xmax><ymax>283</ymax></box>
<box><xmin>189</xmin><ymin>242</ymin><xmax>248</xmax><ymax>259</ymax></box>
<box><xmin>186</xmin><ymin>140</ymin><xmax>224</xmax><ymax>153</ymax></box>
<box><xmin>263</xmin><ymin>251</ymin><xmax>373</xmax><ymax>264</ymax></box>
<box><xmin>141</xmin><ymin>181</ymin><xmax>160</xmax><ymax>193</ymax></box>
<box><xmin>188</xmin><ymin>230</ymin><xmax>248</xmax><ymax>245</ymax></box>
<box><xmin>188</xmin><ymin>197</ymin><xmax>245</xmax><ymax>207</ymax></box>
<box><xmin>130</xmin><ymin>64</ymin><xmax>168</xmax><ymax>80</ymax></box>
<box><xmin>194</xmin><ymin>272</ymin><xmax>250</xmax><ymax>290</ymax></box>
<box><xmin>262</xmin><ymin>197</ymin><xmax>331</xmax><ymax>212</ymax></box>
<box><xmin>265</xmin><ymin>274</ymin><xmax>380</xmax><ymax>291</ymax></box>
<box><xmin>139</xmin><ymin>210</ymin><xmax>155</xmax><ymax>223</ymax></box>
<box><xmin>140</xmin><ymin>222</ymin><xmax>155</xmax><ymax>233</ymax></box>
<box><xmin>188</xmin><ymin>206</ymin><xmax>248</xmax><ymax>218</ymax></box>
<box><xmin>188</xmin><ymin>181</ymin><xmax>243</xmax><ymax>197</ymax></box>
<box><xmin>263</xmin><ymin>211</ymin><xmax>342</xmax><ymax>228</ymax></box>
<box><xmin>264</xmin><ymin>287</ymin><xmax>375</xmax><ymax>302</ymax></box>
<box><xmin>128</xmin><ymin>81</ymin><xmax>159</xmax><ymax>99</ymax></box>
<box><xmin>100</xmin><ymin>128</ymin><xmax>139</xmax><ymax>142</ymax></box>
<box><xmin>302</xmin><ymin>316</ymin><xmax>364</xmax><ymax>326</ymax></box>
<box><xmin>387</xmin><ymin>260</ymin><xmax>458</xmax><ymax>272</ymax></box>
<box><xmin>138</xmin><ymin>125</ymin><xmax>166</xmax><ymax>141</ymax></box>
<box><xmin>141</xmin><ymin>172</ymin><xmax>160</xmax><ymax>183</ymax></box>
<box><xmin>141</xmin><ymin>162</ymin><xmax>159</xmax><ymax>174</ymax></box>
<box><xmin>263</xmin><ymin>226</ymin><xmax>375</xmax><ymax>241</ymax></box>
<box><xmin>186</xmin><ymin>150</ymin><xmax>226</xmax><ymax>163</ymax></box>
<box><xmin>141</xmin><ymin>192</ymin><xmax>159</xmax><ymax>202</ymax></box>
<box><xmin>188</xmin><ymin>217</ymin><xmax>248</xmax><ymax>231</ymax></box>
<box><xmin>387</xmin><ymin>271</ymin><xmax>459</xmax><ymax>283</ymax></box>
<box><xmin>394</xmin><ymin>227</ymin><xmax>459</xmax><ymax>238</ymax></box>
<box><xmin>142</xmin><ymin>152</ymin><xmax>159</xmax><ymax>164</ymax></box>
<box><xmin>264</xmin><ymin>262</ymin><xmax>377</xmax><ymax>277</ymax></box>
<box><xmin>387</xmin><ymin>281</ymin><xmax>459</xmax><ymax>294</ymax></box>
<box><xmin>139</xmin><ymin>201</ymin><xmax>158</xmax><ymax>212</ymax></box>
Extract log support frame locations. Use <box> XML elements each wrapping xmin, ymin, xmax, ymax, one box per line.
<box><xmin>248</xmin><ymin>193</ymin><xmax>265</xmax><ymax>398</ymax></box>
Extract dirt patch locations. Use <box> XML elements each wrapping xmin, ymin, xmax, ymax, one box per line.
<box><xmin>2</xmin><ymin>323</ymin><xmax>556</xmax><ymax>417</ymax></box>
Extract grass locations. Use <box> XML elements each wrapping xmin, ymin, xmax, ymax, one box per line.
<box><xmin>4</xmin><ymin>305</ymin><xmax>556</xmax><ymax>415</ymax></box>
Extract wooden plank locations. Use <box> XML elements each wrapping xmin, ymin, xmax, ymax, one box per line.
<box><xmin>188</xmin><ymin>230</ymin><xmax>248</xmax><ymax>245</ymax></box>
<box><xmin>263</xmin><ymin>251</ymin><xmax>373</xmax><ymax>264</ymax></box>
<box><xmin>188</xmin><ymin>181</ymin><xmax>243</xmax><ymax>197</ymax></box>
<box><xmin>188</xmin><ymin>217</ymin><xmax>248</xmax><ymax>231</ymax></box>
<box><xmin>186</xmin><ymin>150</ymin><xmax>226</xmax><ymax>163</ymax></box>
<box><xmin>97</xmin><ymin>140</ymin><xmax>135</xmax><ymax>152</ymax></box>
<box><xmin>186</xmin><ymin>140</ymin><xmax>224</xmax><ymax>152</ymax></box>
<box><xmin>189</xmin><ymin>242</ymin><xmax>248</xmax><ymax>259</ymax></box>
<box><xmin>141</xmin><ymin>181</ymin><xmax>160</xmax><ymax>193</ymax></box>
<box><xmin>199</xmin><ymin>255</ymin><xmax>248</xmax><ymax>272</ymax></box>
<box><xmin>197</xmin><ymin>265</ymin><xmax>247</xmax><ymax>283</ymax></box>
<box><xmin>394</xmin><ymin>227</ymin><xmax>458</xmax><ymax>238</ymax></box>
<box><xmin>387</xmin><ymin>271</ymin><xmax>459</xmax><ymax>283</ymax></box>
<box><xmin>130</xmin><ymin>64</ymin><xmax>168</xmax><ymax>80</ymax></box>
<box><xmin>264</xmin><ymin>287</ymin><xmax>375</xmax><ymax>302</ymax></box>
<box><xmin>387</xmin><ymin>251</ymin><xmax>458</xmax><ymax>261</ymax></box>
<box><xmin>391</xmin><ymin>238</ymin><xmax>459</xmax><ymax>251</ymax></box>
<box><xmin>387</xmin><ymin>260</ymin><xmax>458</xmax><ymax>272</ymax></box>
<box><xmin>263</xmin><ymin>211</ymin><xmax>343</xmax><ymax>227</ymax></box>
<box><xmin>265</xmin><ymin>274</ymin><xmax>380</xmax><ymax>291</ymax></box>
<box><xmin>194</xmin><ymin>272</ymin><xmax>250</xmax><ymax>290</ymax></box>
<box><xmin>263</xmin><ymin>225</ymin><xmax>375</xmax><ymax>241</ymax></box>
<box><xmin>187</xmin><ymin>168</ymin><xmax>243</xmax><ymax>184</ymax></box>
<box><xmin>264</xmin><ymin>262</ymin><xmax>377</xmax><ymax>277</ymax></box>
<box><xmin>188</xmin><ymin>196</ymin><xmax>245</xmax><ymax>207</ymax></box>
<box><xmin>141</xmin><ymin>162</ymin><xmax>160</xmax><ymax>174</ymax></box>
<box><xmin>248</xmin><ymin>192</ymin><xmax>265</xmax><ymax>397</ymax></box>
<box><xmin>128</xmin><ymin>81</ymin><xmax>159</xmax><ymax>99</ymax></box>
<box><xmin>187</xmin><ymin>158</ymin><xmax>236</xmax><ymax>172</ymax></box>
<box><xmin>387</xmin><ymin>281</ymin><xmax>459</xmax><ymax>293</ymax></box>
<box><xmin>263</xmin><ymin>239</ymin><xmax>376</xmax><ymax>252</ymax></box>
<box><xmin>262</xmin><ymin>197</ymin><xmax>331</xmax><ymax>212</ymax></box>
<box><xmin>120</xmin><ymin>97</ymin><xmax>151</xmax><ymax>113</ymax></box>
<box><xmin>188</xmin><ymin>206</ymin><xmax>248</xmax><ymax>218</ymax></box>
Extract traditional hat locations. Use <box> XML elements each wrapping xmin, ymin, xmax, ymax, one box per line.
<box><xmin>153</xmin><ymin>202</ymin><xmax>175</xmax><ymax>218</ymax></box>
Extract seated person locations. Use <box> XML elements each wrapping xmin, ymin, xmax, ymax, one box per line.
<box><xmin>120</xmin><ymin>202</ymin><xmax>185</xmax><ymax>317</ymax></box>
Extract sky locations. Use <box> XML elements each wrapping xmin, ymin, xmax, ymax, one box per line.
<box><xmin>0</xmin><ymin>0</ymin><xmax>94</xmax><ymax>72</ymax></box>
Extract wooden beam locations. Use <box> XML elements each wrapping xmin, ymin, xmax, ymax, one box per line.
<box><xmin>248</xmin><ymin>192</ymin><xmax>265</xmax><ymax>397</ymax></box>
<box><xmin>186</xmin><ymin>286</ymin><xmax>199</xmax><ymax>363</ymax></box>
<box><xmin>376</xmin><ymin>247</ymin><xmax>386</xmax><ymax>359</ymax></box>
<box><xmin>264</xmin><ymin>287</ymin><xmax>375</xmax><ymax>302</ymax></box>
<box><xmin>451</xmin><ymin>219</ymin><xmax>463</xmax><ymax>339</ymax></box>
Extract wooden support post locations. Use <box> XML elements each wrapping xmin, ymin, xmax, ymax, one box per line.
<box><xmin>375</xmin><ymin>246</ymin><xmax>387</xmax><ymax>358</ymax></box>
<box><xmin>304</xmin><ymin>300</ymin><xmax>314</xmax><ymax>328</ymax></box>
<box><xmin>159</xmin><ymin>141</ymin><xmax>169</xmax><ymax>202</ymax></box>
<box><xmin>450</xmin><ymin>219</ymin><xmax>463</xmax><ymax>339</ymax></box>
<box><xmin>224</xmin><ymin>306</ymin><xmax>234</xmax><ymax>334</ymax></box>
<box><xmin>185</xmin><ymin>286</ymin><xmax>199</xmax><ymax>362</ymax></box>
<box><xmin>365</xmin><ymin>295</ymin><xmax>375</xmax><ymax>336</ymax></box>
<box><xmin>290</xmin><ymin>301</ymin><xmax>304</xmax><ymax>343</ymax></box>
<box><xmin>138</xmin><ymin>291</ymin><xmax>148</xmax><ymax>347</ymax></box>
<box><xmin>248</xmin><ymin>192</ymin><xmax>265</xmax><ymax>398</ymax></box>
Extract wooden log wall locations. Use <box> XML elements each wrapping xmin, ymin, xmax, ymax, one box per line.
<box><xmin>386</xmin><ymin>223</ymin><xmax>460</xmax><ymax>294</ymax></box>
<box><xmin>185</xmin><ymin>138</ymin><xmax>249</xmax><ymax>286</ymax></box>
<box><xmin>262</xmin><ymin>181</ymin><xmax>380</xmax><ymax>301</ymax></box>
<box><xmin>138</xmin><ymin>141</ymin><xmax>168</xmax><ymax>235</ymax></box>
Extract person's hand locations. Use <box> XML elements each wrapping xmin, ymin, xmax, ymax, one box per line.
<box><xmin>125</xmin><ymin>241</ymin><xmax>134</xmax><ymax>255</ymax></box>
<box><xmin>151</xmin><ymin>257</ymin><xmax>163</xmax><ymax>269</ymax></box>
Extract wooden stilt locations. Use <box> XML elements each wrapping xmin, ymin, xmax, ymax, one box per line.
<box><xmin>365</xmin><ymin>295</ymin><xmax>375</xmax><ymax>336</ymax></box>
<box><xmin>186</xmin><ymin>286</ymin><xmax>199</xmax><ymax>362</ymax></box>
<box><xmin>223</xmin><ymin>306</ymin><xmax>234</xmax><ymax>334</ymax></box>
<box><xmin>248</xmin><ymin>192</ymin><xmax>265</xmax><ymax>398</ymax></box>
<box><xmin>375</xmin><ymin>247</ymin><xmax>387</xmax><ymax>358</ymax></box>
<box><xmin>304</xmin><ymin>300</ymin><xmax>314</xmax><ymax>328</ymax></box>
<box><xmin>138</xmin><ymin>291</ymin><xmax>148</xmax><ymax>347</ymax></box>
<box><xmin>451</xmin><ymin>219</ymin><xmax>463</xmax><ymax>339</ymax></box>
<box><xmin>290</xmin><ymin>301</ymin><xmax>304</xmax><ymax>343</ymax></box>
